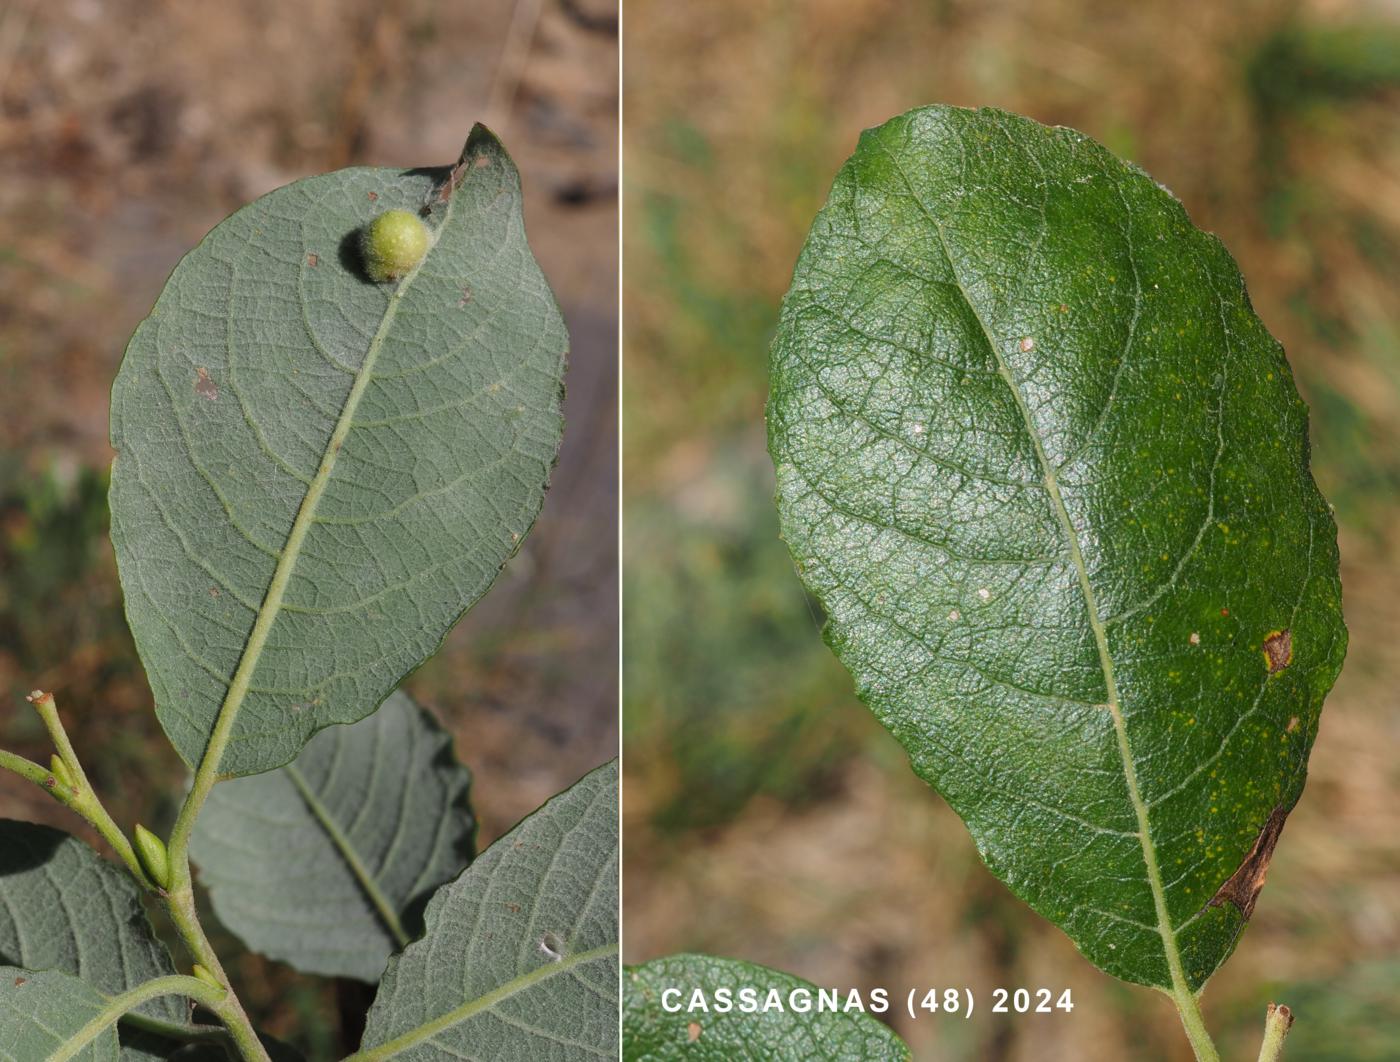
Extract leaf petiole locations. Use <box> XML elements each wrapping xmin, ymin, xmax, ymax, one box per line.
<box><xmin>1167</xmin><ymin>984</ymin><xmax>1222</xmax><ymax>1062</ymax></box>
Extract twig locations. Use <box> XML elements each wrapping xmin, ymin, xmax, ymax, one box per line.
<box><xmin>0</xmin><ymin>692</ymin><xmax>152</xmax><ymax>887</ymax></box>
<box><xmin>2</xmin><ymin>693</ymin><xmax>268</xmax><ymax>1059</ymax></box>
<box><xmin>1257</xmin><ymin>1002</ymin><xmax>1294</xmax><ymax>1062</ymax></box>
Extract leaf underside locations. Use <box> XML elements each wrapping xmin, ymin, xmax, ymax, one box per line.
<box><xmin>767</xmin><ymin>105</ymin><xmax>1346</xmax><ymax>989</ymax></box>
<box><xmin>191</xmin><ymin>690</ymin><xmax>474</xmax><ymax>982</ymax></box>
<box><xmin>623</xmin><ymin>954</ymin><xmax>910</xmax><ymax>1061</ymax></box>
<box><xmin>0</xmin><ymin>967</ymin><xmax>118</xmax><ymax>1062</ymax></box>
<box><xmin>0</xmin><ymin>822</ymin><xmax>190</xmax><ymax>1040</ymax></box>
<box><xmin>357</xmin><ymin>761</ymin><xmax>618</xmax><ymax>1060</ymax></box>
<box><xmin>110</xmin><ymin>125</ymin><xmax>568</xmax><ymax>778</ymax></box>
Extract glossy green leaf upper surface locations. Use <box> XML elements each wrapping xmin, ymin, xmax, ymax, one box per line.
<box><xmin>110</xmin><ymin>126</ymin><xmax>567</xmax><ymax>777</ymax></box>
<box><xmin>0</xmin><ymin>822</ymin><xmax>190</xmax><ymax>1041</ymax></box>
<box><xmin>0</xmin><ymin>967</ymin><xmax>118</xmax><ymax>1062</ymax></box>
<box><xmin>768</xmin><ymin>105</ymin><xmax>1346</xmax><ymax>989</ymax></box>
<box><xmin>190</xmin><ymin>690</ymin><xmax>474</xmax><ymax>982</ymax></box>
<box><xmin>623</xmin><ymin>954</ymin><xmax>910</xmax><ymax>1061</ymax></box>
<box><xmin>356</xmin><ymin>761</ymin><xmax>618</xmax><ymax>1060</ymax></box>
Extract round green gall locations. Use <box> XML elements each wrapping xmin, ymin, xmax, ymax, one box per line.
<box><xmin>361</xmin><ymin>209</ymin><xmax>431</xmax><ymax>282</ymax></box>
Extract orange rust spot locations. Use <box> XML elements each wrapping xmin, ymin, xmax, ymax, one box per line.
<box><xmin>1208</xmin><ymin>804</ymin><xmax>1290</xmax><ymax>919</ymax></box>
<box><xmin>367</xmin><ymin>190</ymin><xmax>379</xmax><ymax>201</ymax></box>
<box><xmin>687</xmin><ymin>1022</ymin><xmax>702</xmax><ymax>1043</ymax></box>
<box><xmin>1220</xmin><ymin>607</ymin><xmax>1230</xmax><ymax>617</ymax></box>
<box><xmin>195</xmin><ymin>368</ymin><xmax>219</xmax><ymax>402</ymax></box>
<box><xmin>1286</xmin><ymin>716</ymin><xmax>1299</xmax><ymax>733</ymax></box>
<box><xmin>307</xmin><ymin>253</ymin><xmax>319</xmax><ymax>267</ymax></box>
<box><xmin>1262</xmin><ymin>629</ymin><xmax>1292</xmax><ymax>674</ymax></box>
<box><xmin>13</xmin><ymin>976</ymin><xmax>25</xmax><ymax>986</ymax></box>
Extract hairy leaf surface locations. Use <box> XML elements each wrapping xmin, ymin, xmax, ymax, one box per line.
<box><xmin>353</xmin><ymin>761</ymin><xmax>618</xmax><ymax>1060</ymax></box>
<box><xmin>110</xmin><ymin>125</ymin><xmax>567</xmax><ymax>777</ymax></box>
<box><xmin>768</xmin><ymin>105</ymin><xmax>1346</xmax><ymax>989</ymax></box>
<box><xmin>623</xmin><ymin>954</ymin><xmax>910</xmax><ymax>1061</ymax></box>
<box><xmin>190</xmin><ymin>690</ymin><xmax>474</xmax><ymax>982</ymax></box>
<box><xmin>0</xmin><ymin>967</ymin><xmax>118</xmax><ymax>1062</ymax></box>
<box><xmin>0</xmin><ymin>822</ymin><xmax>191</xmax><ymax>1041</ymax></box>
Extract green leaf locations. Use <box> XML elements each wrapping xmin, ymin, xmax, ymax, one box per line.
<box><xmin>0</xmin><ymin>970</ymin><xmax>221</xmax><ymax>1062</ymax></box>
<box><xmin>352</xmin><ymin>761</ymin><xmax>618</xmax><ymax>1060</ymax></box>
<box><xmin>767</xmin><ymin>105</ymin><xmax>1346</xmax><ymax>991</ymax></box>
<box><xmin>190</xmin><ymin>690</ymin><xmax>474</xmax><ymax>982</ymax></box>
<box><xmin>623</xmin><ymin>954</ymin><xmax>910</xmax><ymax>1061</ymax></box>
<box><xmin>0</xmin><ymin>822</ymin><xmax>191</xmax><ymax>1039</ymax></box>
<box><xmin>0</xmin><ymin>967</ymin><xmax>118</xmax><ymax>1062</ymax></box>
<box><xmin>110</xmin><ymin>125</ymin><xmax>568</xmax><ymax>777</ymax></box>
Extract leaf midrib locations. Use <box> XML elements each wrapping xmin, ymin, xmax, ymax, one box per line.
<box><xmin>284</xmin><ymin>764</ymin><xmax>410</xmax><ymax>949</ymax></box>
<box><xmin>346</xmin><ymin>942</ymin><xmax>618</xmax><ymax>1060</ymax></box>
<box><xmin>886</xmin><ymin>146</ymin><xmax>1191</xmax><ymax>995</ymax></box>
<box><xmin>195</xmin><ymin>198</ymin><xmax>454</xmax><ymax>781</ymax></box>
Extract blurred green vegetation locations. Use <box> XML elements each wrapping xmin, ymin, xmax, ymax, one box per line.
<box><xmin>624</xmin><ymin>2</ymin><xmax>1400</xmax><ymax>1058</ymax></box>
<box><xmin>624</xmin><ymin>446</ymin><xmax>861</xmax><ymax>830</ymax></box>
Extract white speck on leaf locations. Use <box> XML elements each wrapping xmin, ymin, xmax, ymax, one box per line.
<box><xmin>977</xmin><ymin>588</ymin><xmax>991</xmax><ymax>601</ymax></box>
<box><xmin>1019</xmin><ymin>336</ymin><xmax>1035</xmax><ymax>353</ymax></box>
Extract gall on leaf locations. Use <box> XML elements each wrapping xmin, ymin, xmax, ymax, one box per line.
<box><xmin>360</xmin><ymin>208</ymin><xmax>431</xmax><ymax>283</ymax></box>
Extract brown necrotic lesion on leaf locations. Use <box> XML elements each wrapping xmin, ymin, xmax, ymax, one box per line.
<box><xmin>1208</xmin><ymin>804</ymin><xmax>1290</xmax><ymax>919</ymax></box>
<box><xmin>1262</xmin><ymin>629</ymin><xmax>1292</xmax><ymax>674</ymax></box>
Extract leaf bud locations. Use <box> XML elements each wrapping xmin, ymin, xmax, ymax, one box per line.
<box><xmin>134</xmin><ymin>824</ymin><xmax>171</xmax><ymax>890</ymax></box>
<box><xmin>48</xmin><ymin>755</ymin><xmax>75</xmax><ymax>790</ymax></box>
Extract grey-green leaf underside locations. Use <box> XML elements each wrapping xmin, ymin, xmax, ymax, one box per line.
<box><xmin>623</xmin><ymin>954</ymin><xmax>910</xmax><ymax>1061</ymax></box>
<box><xmin>0</xmin><ymin>967</ymin><xmax>118</xmax><ymax>1062</ymax></box>
<box><xmin>354</xmin><ymin>760</ymin><xmax>618</xmax><ymax>1060</ymax></box>
<box><xmin>768</xmin><ymin>105</ymin><xmax>1346</xmax><ymax>990</ymax></box>
<box><xmin>0</xmin><ymin>822</ymin><xmax>191</xmax><ymax>1042</ymax></box>
<box><xmin>190</xmin><ymin>690</ymin><xmax>474</xmax><ymax>982</ymax></box>
<box><xmin>110</xmin><ymin>124</ymin><xmax>568</xmax><ymax>777</ymax></box>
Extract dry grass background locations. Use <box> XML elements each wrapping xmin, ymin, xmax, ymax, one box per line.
<box><xmin>622</xmin><ymin>1</ymin><xmax>1400</xmax><ymax>1059</ymax></box>
<box><xmin>0</xmin><ymin>0</ymin><xmax>616</xmax><ymax>1055</ymax></box>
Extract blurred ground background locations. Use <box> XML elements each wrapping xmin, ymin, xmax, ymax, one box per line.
<box><xmin>0</xmin><ymin>0</ymin><xmax>616</xmax><ymax>1056</ymax></box>
<box><xmin>622</xmin><ymin>0</ymin><xmax>1400</xmax><ymax>1059</ymax></box>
